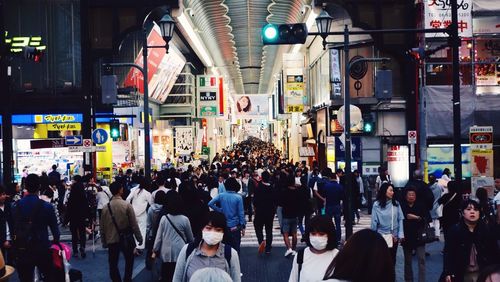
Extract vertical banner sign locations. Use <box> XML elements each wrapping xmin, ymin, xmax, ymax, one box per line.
<box><xmin>470</xmin><ymin>126</ymin><xmax>494</xmax><ymax>196</ymax></box>
<box><xmin>219</xmin><ymin>77</ymin><xmax>224</xmax><ymax>116</ymax></box>
<box><xmin>197</xmin><ymin>75</ymin><xmax>221</xmax><ymax>117</ymax></box>
<box><xmin>387</xmin><ymin>145</ymin><xmax>410</xmax><ymax>188</ymax></box>
<box><xmin>424</xmin><ymin>0</ymin><xmax>472</xmax><ymax>38</ymax></box>
<box><xmin>283</xmin><ymin>53</ymin><xmax>306</xmax><ymax>113</ymax></box>
<box><xmin>330</xmin><ymin>49</ymin><xmax>342</xmax><ymax>98</ymax></box>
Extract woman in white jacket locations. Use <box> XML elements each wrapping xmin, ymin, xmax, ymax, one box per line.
<box><xmin>126</xmin><ymin>177</ymin><xmax>153</xmax><ymax>254</ymax></box>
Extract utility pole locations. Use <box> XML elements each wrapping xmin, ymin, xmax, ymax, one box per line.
<box><xmin>450</xmin><ymin>0</ymin><xmax>462</xmax><ymax>185</ymax></box>
<box><xmin>343</xmin><ymin>25</ymin><xmax>353</xmax><ymax>238</ymax></box>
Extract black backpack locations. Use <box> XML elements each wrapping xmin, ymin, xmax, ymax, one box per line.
<box><xmin>13</xmin><ymin>200</ymin><xmax>44</xmax><ymax>251</ymax></box>
<box><xmin>185</xmin><ymin>239</ymin><xmax>232</xmax><ymax>267</ymax></box>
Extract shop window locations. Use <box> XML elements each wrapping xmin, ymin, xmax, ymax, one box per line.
<box><xmin>424</xmin><ymin>40</ymin><xmax>473</xmax><ymax>85</ymax></box>
<box><xmin>474</xmin><ymin>39</ymin><xmax>500</xmax><ymax>87</ymax></box>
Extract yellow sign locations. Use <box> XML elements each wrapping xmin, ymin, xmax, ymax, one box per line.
<box><xmin>35</xmin><ymin>114</ymin><xmax>77</xmax><ymax>123</ymax></box>
<box><xmin>47</xmin><ymin>123</ymin><xmax>81</xmax><ymax>131</ymax></box>
<box><xmin>286</xmin><ymin>105</ymin><xmax>304</xmax><ymax>113</ymax></box>
<box><xmin>286</xmin><ymin>82</ymin><xmax>304</xmax><ymax>91</ymax></box>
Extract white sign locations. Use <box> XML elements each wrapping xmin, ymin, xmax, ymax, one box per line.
<box><xmin>175</xmin><ymin>127</ymin><xmax>194</xmax><ymax>155</ymax></box>
<box><xmin>94</xmin><ymin>146</ymin><xmax>107</xmax><ymax>152</ymax></box>
<box><xmin>424</xmin><ymin>0</ymin><xmax>472</xmax><ymax>38</ymax></box>
<box><xmin>68</xmin><ymin>146</ymin><xmax>106</xmax><ymax>153</ymax></box>
<box><xmin>473</xmin><ymin>16</ymin><xmax>500</xmax><ymax>34</ymax></box>
<box><xmin>408</xmin><ymin>130</ymin><xmax>417</xmax><ymax>144</ymax></box>
<box><xmin>387</xmin><ymin>145</ymin><xmax>409</xmax><ymax>188</ymax></box>
<box><xmin>330</xmin><ymin>49</ymin><xmax>342</xmax><ymax>98</ymax></box>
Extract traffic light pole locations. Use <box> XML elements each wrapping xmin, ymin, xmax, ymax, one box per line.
<box><xmin>310</xmin><ymin>11</ymin><xmax>460</xmax><ymax>240</ymax></box>
<box><xmin>103</xmin><ymin>62</ymin><xmax>151</xmax><ymax>183</ymax></box>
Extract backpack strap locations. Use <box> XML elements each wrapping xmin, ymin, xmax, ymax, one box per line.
<box><xmin>185</xmin><ymin>239</ymin><xmax>201</xmax><ymax>262</ymax></box>
<box><xmin>297</xmin><ymin>248</ymin><xmax>305</xmax><ymax>281</ymax></box>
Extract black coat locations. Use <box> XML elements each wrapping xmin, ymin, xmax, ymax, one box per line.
<box><xmin>438</xmin><ymin>192</ymin><xmax>462</xmax><ymax>230</ymax></box>
<box><xmin>443</xmin><ymin>221</ymin><xmax>499</xmax><ymax>281</ymax></box>
<box><xmin>0</xmin><ymin>203</ymin><xmax>12</xmax><ymax>244</ymax></box>
<box><xmin>65</xmin><ymin>183</ymin><xmax>90</xmax><ymax>226</ymax></box>
<box><xmin>401</xmin><ymin>201</ymin><xmax>427</xmax><ymax>249</ymax></box>
<box><xmin>404</xmin><ymin>180</ymin><xmax>434</xmax><ymax>222</ymax></box>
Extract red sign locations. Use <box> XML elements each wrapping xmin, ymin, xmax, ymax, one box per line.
<box><xmin>219</xmin><ymin>77</ymin><xmax>224</xmax><ymax>116</ymax></box>
<box><xmin>470</xmin><ymin>132</ymin><xmax>493</xmax><ymax>144</ymax></box>
<box><xmin>123</xmin><ymin>29</ymin><xmax>167</xmax><ymax>94</ymax></box>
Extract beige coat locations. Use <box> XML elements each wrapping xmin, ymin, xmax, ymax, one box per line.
<box><xmin>100</xmin><ymin>196</ymin><xmax>143</xmax><ymax>246</ymax></box>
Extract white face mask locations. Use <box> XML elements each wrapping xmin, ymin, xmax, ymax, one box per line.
<box><xmin>202</xmin><ymin>230</ymin><xmax>224</xmax><ymax>246</ymax></box>
<box><xmin>309</xmin><ymin>236</ymin><xmax>328</xmax><ymax>251</ymax></box>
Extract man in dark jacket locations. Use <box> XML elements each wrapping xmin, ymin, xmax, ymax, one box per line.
<box><xmin>0</xmin><ymin>185</ymin><xmax>13</xmax><ymax>264</ymax></box>
<box><xmin>280</xmin><ymin>174</ymin><xmax>302</xmax><ymax>256</ymax></box>
<box><xmin>65</xmin><ymin>175</ymin><xmax>90</xmax><ymax>258</ymax></box>
<box><xmin>253</xmin><ymin>171</ymin><xmax>276</xmax><ymax>254</ymax></box>
<box><xmin>12</xmin><ymin>174</ymin><xmax>60</xmax><ymax>282</ymax></box>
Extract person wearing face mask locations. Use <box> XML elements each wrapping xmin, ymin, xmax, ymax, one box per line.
<box><xmin>441</xmin><ymin>200</ymin><xmax>499</xmax><ymax>282</ymax></box>
<box><xmin>288</xmin><ymin>215</ymin><xmax>339</xmax><ymax>282</ymax></box>
<box><xmin>173</xmin><ymin>211</ymin><xmax>241</xmax><ymax>282</ymax></box>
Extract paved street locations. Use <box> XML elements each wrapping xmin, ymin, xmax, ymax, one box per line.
<box><xmin>7</xmin><ymin>211</ymin><xmax>444</xmax><ymax>281</ymax></box>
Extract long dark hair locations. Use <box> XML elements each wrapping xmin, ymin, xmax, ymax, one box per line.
<box><xmin>323</xmin><ymin>229</ymin><xmax>395</xmax><ymax>282</ymax></box>
<box><xmin>376</xmin><ymin>183</ymin><xmax>398</xmax><ymax>208</ymax></box>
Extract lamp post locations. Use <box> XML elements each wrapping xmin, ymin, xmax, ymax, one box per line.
<box><xmin>314</xmin><ymin>5</ymin><xmax>460</xmax><ymax>238</ymax></box>
<box><xmin>104</xmin><ymin>7</ymin><xmax>174</xmax><ymax>184</ymax></box>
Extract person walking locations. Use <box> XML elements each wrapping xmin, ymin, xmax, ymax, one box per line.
<box><xmin>208</xmin><ymin>177</ymin><xmax>246</xmax><ymax>253</ymax></box>
<box><xmin>371</xmin><ymin>182</ymin><xmax>404</xmax><ymax>265</ymax></box>
<box><xmin>100</xmin><ymin>181</ymin><xmax>143</xmax><ymax>282</ymax></box>
<box><xmin>64</xmin><ymin>175</ymin><xmax>91</xmax><ymax>258</ymax></box>
<box><xmin>314</xmin><ymin>169</ymin><xmax>343</xmax><ymax>246</ymax></box>
<box><xmin>0</xmin><ymin>185</ymin><xmax>13</xmax><ymax>265</ymax></box>
<box><xmin>438</xmin><ymin>181</ymin><xmax>462</xmax><ymax>241</ymax></box>
<box><xmin>172</xmin><ymin>211</ymin><xmax>241</xmax><ymax>282</ymax></box>
<box><xmin>280</xmin><ymin>174</ymin><xmax>302</xmax><ymax>257</ymax></box>
<box><xmin>12</xmin><ymin>174</ymin><xmax>60</xmax><ymax>282</ymax></box>
<box><xmin>288</xmin><ymin>215</ymin><xmax>339</xmax><ymax>282</ymax></box>
<box><xmin>126</xmin><ymin>177</ymin><xmax>153</xmax><ymax>255</ymax></box>
<box><xmin>253</xmin><ymin>171</ymin><xmax>276</xmax><ymax>254</ymax></box>
<box><xmin>428</xmin><ymin>174</ymin><xmax>444</xmax><ymax>238</ymax></box>
<box><xmin>152</xmin><ymin>191</ymin><xmax>194</xmax><ymax>281</ymax></box>
<box><xmin>442</xmin><ymin>200</ymin><xmax>499</xmax><ymax>282</ymax></box>
<box><xmin>401</xmin><ymin>187</ymin><xmax>427</xmax><ymax>282</ymax></box>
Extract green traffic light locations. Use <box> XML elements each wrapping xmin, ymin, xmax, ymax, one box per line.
<box><xmin>364</xmin><ymin>122</ymin><xmax>373</xmax><ymax>133</ymax></box>
<box><xmin>110</xmin><ymin>128</ymin><xmax>119</xmax><ymax>138</ymax></box>
<box><xmin>263</xmin><ymin>24</ymin><xmax>278</xmax><ymax>40</ymax></box>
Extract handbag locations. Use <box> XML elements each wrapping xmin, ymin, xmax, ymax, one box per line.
<box><xmin>417</xmin><ymin>223</ymin><xmax>437</xmax><ymax>244</ymax></box>
<box><xmin>381</xmin><ymin>205</ymin><xmax>394</xmax><ymax>248</ymax></box>
<box><xmin>107</xmin><ymin>202</ymin><xmax>136</xmax><ymax>250</ymax></box>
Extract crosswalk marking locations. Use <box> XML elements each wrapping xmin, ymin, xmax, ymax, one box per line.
<box><xmin>242</xmin><ymin>212</ymin><xmax>372</xmax><ymax>247</ymax></box>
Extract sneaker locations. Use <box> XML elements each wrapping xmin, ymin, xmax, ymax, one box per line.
<box><xmin>291</xmin><ymin>250</ymin><xmax>297</xmax><ymax>256</ymax></box>
<box><xmin>258</xmin><ymin>241</ymin><xmax>266</xmax><ymax>254</ymax></box>
<box><xmin>284</xmin><ymin>248</ymin><xmax>294</xmax><ymax>257</ymax></box>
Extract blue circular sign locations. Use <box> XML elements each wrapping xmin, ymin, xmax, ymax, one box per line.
<box><xmin>92</xmin><ymin>128</ymin><xmax>109</xmax><ymax>145</ymax></box>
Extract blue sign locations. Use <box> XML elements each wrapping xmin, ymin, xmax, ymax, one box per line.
<box><xmin>65</xmin><ymin>135</ymin><xmax>83</xmax><ymax>146</ymax></box>
<box><xmin>92</xmin><ymin>129</ymin><xmax>108</xmax><ymax>145</ymax></box>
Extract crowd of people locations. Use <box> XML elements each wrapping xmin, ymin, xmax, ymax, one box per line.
<box><xmin>0</xmin><ymin>137</ymin><xmax>500</xmax><ymax>281</ymax></box>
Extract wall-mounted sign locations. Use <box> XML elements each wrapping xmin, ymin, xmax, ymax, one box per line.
<box><xmin>47</xmin><ymin>123</ymin><xmax>81</xmax><ymax>131</ymax></box>
<box><xmin>424</xmin><ymin>0</ymin><xmax>472</xmax><ymax>38</ymax></box>
<box><xmin>330</xmin><ymin>49</ymin><xmax>342</xmax><ymax>98</ymax></box>
<box><xmin>4</xmin><ymin>31</ymin><xmax>47</xmax><ymax>53</ymax></box>
<box><xmin>198</xmin><ymin>76</ymin><xmax>218</xmax><ymax>88</ymax></box>
<box><xmin>387</xmin><ymin>145</ymin><xmax>409</xmax><ymax>188</ymax></box>
<box><xmin>200</xmin><ymin>91</ymin><xmax>217</xmax><ymax>101</ymax></box>
<box><xmin>200</xmin><ymin>106</ymin><xmax>218</xmax><ymax>117</ymax></box>
<box><xmin>470</xmin><ymin>126</ymin><xmax>493</xmax><ymax>177</ymax></box>
<box><xmin>30</xmin><ymin>139</ymin><xmax>65</xmax><ymax>149</ymax></box>
<box><xmin>32</xmin><ymin>114</ymin><xmax>82</xmax><ymax>124</ymax></box>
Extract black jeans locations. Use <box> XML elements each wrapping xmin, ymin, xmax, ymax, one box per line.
<box><xmin>254</xmin><ymin>212</ymin><xmax>274</xmax><ymax>251</ymax></box>
<box><xmin>161</xmin><ymin>262</ymin><xmax>176</xmax><ymax>282</ymax></box>
<box><xmin>244</xmin><ymin>196</ymin><xmax>253</xmax><ymax>220</ymax></box>
<box><xmin>70</xmin><ymin>223</ymin><xmax>86</xmax><ymax>253</ymax></box>
<box><xmin>17</xmin><ymin>248</ymin><xmax>54</xmax><ymax>282</ymax></box>
<box><xmin>108</xmin><ymin>243</ymin><xmax>135</xmax><ymax>282</ymax></box>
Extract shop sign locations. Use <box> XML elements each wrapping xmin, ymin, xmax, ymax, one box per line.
<box><xmin>424</xmin><ymin>0</ymin><xmax>472</xmax><ymax>38</ymax></box>
<box><xmin>4</xmin><ymin>31</ymin><xmax>47</xmax><ymax>53</ymax></box>
<box><xmin>387</xmin><ymin>145</ymin><xmax>409</xmax><ymax>188</ymax></box>
<box><xmin>470</xmin><ymin>126</ymin><xmax>494</xmax><ymax>179</ymax></box>
<box><xmin>34</xmin><ymin>114</ymin><xmax>82</xmax><ymax>124</ymax></box>
<box><xmin>200</xmin><ymin>92</ymin><xmax>217</xmax><ymax>101</ymax></box>
<box><xmin>330</xmin><ymin>49</ymin><xmax>342</xmax><ymax>98</ymax></box>
<box><xmin>286</xmin><ymin>105</ymin><xmax>304</xmax><ymax>113</ymax></box>
<box><xmin>198</xmin><ymin>76</ymin><xmax>218</xmax><ymax>88</ymax></box>
<box><xmin>200</xmin><ymin>106</ymin><xmax>218</xmax><ymax>117</ymax></box>
<box><xmin>47</xmin><ymin>123</ymin><xmax>81</xmax><ymax>131</ymax></box>
<box><xmin>30</xmin><ymin>139</ymin><xmax>65</xmax><ymax>149</ymax></box>
<box><xmin>473</xmin><ymin>16</ymin><xmax>500</xmax><ymax>34</ymax></box>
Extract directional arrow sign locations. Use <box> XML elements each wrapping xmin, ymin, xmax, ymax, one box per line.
<box><xmin>65</xmin><ymin>135</ymin><xmax>83</xmax><ymax>146</ymax></box>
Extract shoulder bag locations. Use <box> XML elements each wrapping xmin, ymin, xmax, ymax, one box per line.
<box><xmin>107</xmin><ymin>202</ymin><xmax>136</xmax><ymax>250</ymax></box>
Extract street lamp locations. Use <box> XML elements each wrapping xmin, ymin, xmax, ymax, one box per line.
<box><xmin>315</xmin><ymin>8</ymin><xmax>334</xmax><ymax>50</ymax></box>
<box><xmin>156</xmin><ymin>13</ymin><xmax>176</xmax><ymax>52</ymax></box>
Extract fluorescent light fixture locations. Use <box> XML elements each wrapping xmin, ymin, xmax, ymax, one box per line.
<box><xmin>177</xmin><ymin>13</ymin><xmax>214</xmax><ymax>67</ymax></box>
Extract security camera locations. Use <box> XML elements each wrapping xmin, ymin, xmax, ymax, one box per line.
<box><xmin>185</xmin><ymin>8</ymin><xmax>194</xmax><ymax>17</ymax></box>
<box><xmin>301</xmin><ymin>5</ymin><xmax>311</xmax><ymax>15</ymax></box>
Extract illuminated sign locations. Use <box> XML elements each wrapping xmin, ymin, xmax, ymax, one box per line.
<box><xmin>35</xmin><ymin>114</ymin><xmax>78</xmax><ymax>123</ymax></box>
<box><xmin>4</xmin><ymin>31</ymin><xmax>47</xmax><ymax>53</ymax></box>
<box><xmin>47</xmin><ymin>123</ymin><xmax>81</xmax><ymax>131</ymax></box>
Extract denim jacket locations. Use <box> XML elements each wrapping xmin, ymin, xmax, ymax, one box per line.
<box><xmin>371</xmin><ymin>200</ymin><xmax>405</xmax><ymax>239</ymax></box>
